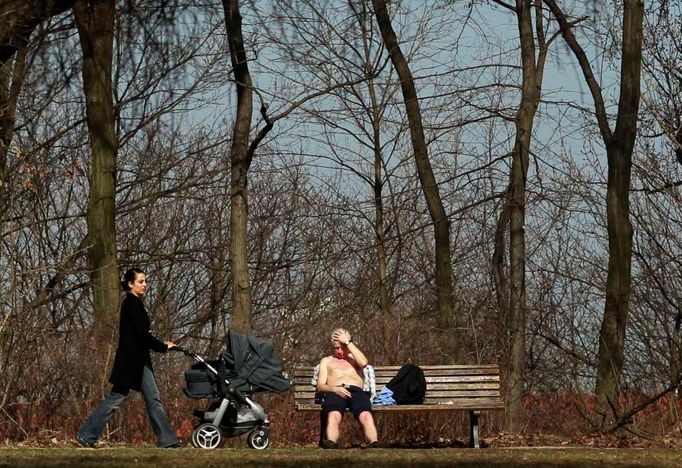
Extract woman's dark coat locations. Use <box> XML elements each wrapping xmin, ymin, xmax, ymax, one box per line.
<box><xmin>109</xmin><ymin>293</ymin><xmax>168</xmax><ymax>392</ymax></box>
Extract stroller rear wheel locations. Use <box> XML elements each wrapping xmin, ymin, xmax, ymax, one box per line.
<box><xmin>192</xmin><ymin>423</ymin><xmax>222</xmax><ymax>449</ymax></box>
<box><xmin>247</xmin><ymin>429</ymin><xmax>269</xmax><ymax>450</ymax></box>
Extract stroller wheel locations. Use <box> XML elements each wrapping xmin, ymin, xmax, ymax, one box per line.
<box><xmin>191</xmin><ymin>423</ymin><xmax>222</xmax><ymax>449</ymax></box>
<box><xmin>247</xmin><ymin>429</ymin><xmax>269</xmax><ymax>450</ymax></box>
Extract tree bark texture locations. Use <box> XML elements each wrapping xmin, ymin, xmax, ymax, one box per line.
<box><xmin>492</xmin><ymin>191</ymin><xmax>510</xmax><ymax>356</ymax></box>
<box><xmin>595</xmin><ymin>0</ymin><xmax>643</xmax><ymax>415</ymax></box>
<box><xmin>544</xmin><ymin>0</ymin><xmax>643</xmax><ymax>418</ymax></box>
<box><xmin>0</xmin><ymin>0</ymin><xmax>76</xmax><ymax>66</ymax></box>
<box><xmin>504</xmin><ymin>0</ymin><xmax>546</xmax><ymax>432</ymax></box>
<box><xmin>372</xmin><ymin>0</ymin><xmax>454</xmax><ymax>334</ymax></box>
<box><xmin>365</xmin><ymin>56</ymin><xmax>390</xmax><ymax>320</ymax></box>
<box><xmin>222</xmin><ymin>0</ymin><xmax>253</xmax><ymax>334</ymax></box>
<box><xmin>74</xmin><ymin>0</ymin><xmax>120</xmax><ymax>341</ymax></box>
<box><xmin>0</xmin><ymin>37</ymin><xmax>30</xmax><ymax>260</ymax></box>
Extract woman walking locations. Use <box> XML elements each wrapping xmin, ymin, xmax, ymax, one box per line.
<box><xmin>77</xmin><ymin>268</ymin><xmax>179</xmax><ymax>448</ymax></box>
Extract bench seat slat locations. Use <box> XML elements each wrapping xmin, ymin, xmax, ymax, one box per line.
<box><xmin>295</xmin><ymin>369</ymin><xmax>500</xmax><ymax>378</ymax></box>
<box><xmin>295</xmin><ymin>400</ymin><xmax>504</xmax><ymax>411</ymax></box>
<box><xmin>293</xmin><ymin>376</ymin><xmax>501</xmax><ymax>385</ymax></box>
<box><xmin>294</xmin><ymin>389</ymin><xmax>501</xmax><ymax>400</ymax></box>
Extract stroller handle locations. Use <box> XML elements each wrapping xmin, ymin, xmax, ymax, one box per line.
<box><xmin>170</xmin><ymin>346</ymin><xmax>196</xmax><ymax>358</ymax></box>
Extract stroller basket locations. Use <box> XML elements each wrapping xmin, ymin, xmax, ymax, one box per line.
<box><xmin>184</xmin><ymin>360</ymin><xmax>257</xmax><ymax>398</ymax></box>
<box><xmin>184</xmin><ymin>362</ymin><xmax>219</xmax><ymax>398</ymax></box>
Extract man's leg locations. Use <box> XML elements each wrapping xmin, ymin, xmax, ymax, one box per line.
<box><xmin>349</xmin><ymin>388</ymin><xmax>378</xmax><ymax>444</ymax></box>
<box><xmin>140</xmin><ymin>366</ymin><xmax>178</xmax><ymax>447</ymax></box>
<box><xmin>325</xmin><ymin>411</ymin><xmax>343</xmax><ymax>442</ymax></box>
<box><xmin>77</xmin><ymin>389</ymin><xmax>127</xmax><ymax>445</ymax></box>
<box><xmin>357</xmin><ymin>411</ymin><xmax>378</xmax><ymax>443</ymax></box>
<box><xmin>321</xmin><ymin>392</ymin><xmax>347</xmax><ymax>446</ymax></box>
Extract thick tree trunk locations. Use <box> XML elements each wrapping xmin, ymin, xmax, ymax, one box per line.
<box><xmin>594</xmin><ymin>142</ymin><xmax>634</xmax><ymax>415</ymax></box>
<box><xmin>499</xmin><ymin>0</ymin><xmax>548</xmax><ymax>432</ymax></box>
<box><xmin>222</xmin><ymin>0</ymin><xmax>253</xmax><ymax>334</ymax></box>
<box><xmin>0</xmin><ymin>0</ymin><xmax>76</xmax><ymax>66</ymax></box>
<box><xmin>671</xmin><ymin>308</ymin><xmax>682</xmax><ymax>393</ymax></box>
<box><xmin>545</xmin><ymin>0</ymin><xmax>643</xmax><ymax>419</ymax></box>
<box><xmin>594</xmin><ymin>0</ymin><xmax>643</xmax><ymax>417</ymax></box>
<box><xmin>505</xmin><ymin>0</ymin><xmax>541</xmax><ymax>432</ymax></box>
<box><xmin>372</xmin><ymin>0</ymin><xmax>454</xmax><ymax>335</ymax></box>
<box><xmin>74</xmin><ymin>0</ymin><xmax>120</xmax><ymax>342</ymax></box>
<box><xmin>0</xmin><ymin>40</ymin><xmax>30</xmax><ymax>259</ymax></box>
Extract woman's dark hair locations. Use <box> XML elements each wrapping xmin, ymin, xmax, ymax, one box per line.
<box><xmin>121</xmin><ymin>268</ymin><xmax>145</xmax><ymax>291</ymax></box>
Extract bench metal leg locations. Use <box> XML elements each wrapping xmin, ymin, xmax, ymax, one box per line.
<box><xmin>469</xmin><ymin>410</ymin><xmax>480</xmax><ymax>448</ymax></box>
<box><xmin>319</xmin><ymin>411</ymin><xmax>327</xmax><ymax>447</ymax></box>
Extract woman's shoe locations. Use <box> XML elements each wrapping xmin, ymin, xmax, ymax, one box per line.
<box><xmin>76</xmin><ymin>435</ymin><xmax>95</xmax><ymax>449</ymax></box>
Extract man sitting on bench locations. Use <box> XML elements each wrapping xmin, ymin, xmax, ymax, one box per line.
<box><xmin>316</xmin><ymin>328</ymin><xmax>383</xmax><ymax>448</ymax></box>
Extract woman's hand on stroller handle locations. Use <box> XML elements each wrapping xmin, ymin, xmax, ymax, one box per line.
<box><xmin>169</xmin><ymin>345</ymin><xmax>195</xmax><ymax>357</ymax></box>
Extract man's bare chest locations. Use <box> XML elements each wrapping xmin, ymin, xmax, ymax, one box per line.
<box><xmin>328</xmin><ymin>359</ymin><xmax>359</xmax><ymax>376</ymax></box>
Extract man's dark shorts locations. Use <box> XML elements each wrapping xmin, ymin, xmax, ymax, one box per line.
<box><xmin>322</xmin><ymin>385</ymin><xmax>372</xmax><ymax>420</ymax></box>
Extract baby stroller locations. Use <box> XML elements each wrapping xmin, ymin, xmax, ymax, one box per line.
<box><xmin>176</xmin><ymin>329</ymin><xmax>291</xmax><ymax>449</ymax></box>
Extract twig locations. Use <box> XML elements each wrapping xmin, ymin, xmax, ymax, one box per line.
<box><xmin>603</xmin><ymin>376</ymin><xmax>682</xmax><ymax>434</ymax></box>
<box><xmin>1</xmin><ymin>406</ymin><xmax>29</xmax><ymax>438</ymax></box>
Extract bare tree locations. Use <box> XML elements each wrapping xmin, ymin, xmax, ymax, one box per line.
<box><xmin>371</xmin><ymin>0</ymin><xmax>456</xmax><ymax>344</ymax></box>
<box><xmin>487</xmin><ymin>0</ymin><xmax>554</xmax><ymax>432</ymax></box>
<box><xmin>1</xmin><ymin>0</ymin><xmax>76</xmax><ymax>258</ymax></box>
<box><xmin>73</xmin><ymin>0</ymin><xmax>120</xmax><ymax>341</ymax></box>
<box><xmin>221</xmin><ymin>0</ymin><xmax>255</xmax><ymax>333</ymax></box>
<box><xmin>544</xmin><ymin>0</ymin><xmax>644</xmax><ymax>419</ymax></box>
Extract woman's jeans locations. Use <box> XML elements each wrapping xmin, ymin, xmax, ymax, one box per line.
<box><xmin>78</xmin><ymin>366</ymin><xmax>178</xmax><ymax>447</ymax></box>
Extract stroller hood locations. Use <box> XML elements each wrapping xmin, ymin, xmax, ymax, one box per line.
<box><xmin>220</xmin><ymin>329</ymin><xmax>291</xmax><ymax>393</ymax></box>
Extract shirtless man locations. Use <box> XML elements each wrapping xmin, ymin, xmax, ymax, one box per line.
<box><xmin>316</xmin><ymin>328</ymin><xmax>381</xmax><ymax>448</ymax></box>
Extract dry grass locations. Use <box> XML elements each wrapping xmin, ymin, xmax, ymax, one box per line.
<box><xmin>1</xmin><ymin>447</ymin><xmax>682</xmax><ymax>467</ymax></box>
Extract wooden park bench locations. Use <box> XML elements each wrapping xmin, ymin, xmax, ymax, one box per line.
<box><xmin>293</xmin><ymin>364</ymin><xmax>504</xmax><ymax>448</ymax></box>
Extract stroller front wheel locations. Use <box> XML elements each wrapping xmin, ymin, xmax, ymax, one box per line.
<box><xmin>247</xmin><ymin>429</ymin><xmax>269</xmax><ymax>450</ymax></box>
<box><xmin>192</xmin><ymin>423</ymin><xmax>222</xmax><ymax>449</ymax></box>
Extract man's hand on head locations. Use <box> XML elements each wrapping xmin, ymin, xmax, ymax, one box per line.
<box><xmin>333</xmin><ymin>329</ymin><xmax>352</xmax><ymax>345</ymax></box>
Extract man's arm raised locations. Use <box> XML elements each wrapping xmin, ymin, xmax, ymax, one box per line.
<box><xmin>332</xmin><ymin>329</ymin><xmax>369</xmax><ymax>368</ymax></box>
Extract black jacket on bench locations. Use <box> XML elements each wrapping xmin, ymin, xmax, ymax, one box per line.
<box><xmin>386</xmin><ymin>364</ymin><xmax>426</xmax><ymax>404</ymax></box>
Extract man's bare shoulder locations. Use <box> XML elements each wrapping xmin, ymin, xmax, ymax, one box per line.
<box><xmin>346</xmin><ymin>353</ymin><xmax>364</xmax><ymax>368</ymax></box>
<box><xmin>319</xmin><ymin>356</ymin><xmax>332</xmax><ymax>366</ymax></box>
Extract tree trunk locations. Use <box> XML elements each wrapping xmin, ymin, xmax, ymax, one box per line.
<box><xmin>366</xmin><ymin>71</ymin><xmax>390</xmax><ymax>320</ymax></box>
<box><xmin>222</xmin><ymin>0</ymin><xmax>253</xmax><ymax>334</ymax></box>
<box><xmin>372</xmin><ymin>0</ymin><xmax>454</xmax><ymax>336</ymax></box>
<box><xmin>544</xmin><ymin>0</ymin><xmax>643</xmax><ymax>419</ymax></box>
<box><xmin>1</xmin><ymin>0</ymin><xmax>75</xmax><ymax>257</ymax></box>
<box><xmin>672</xmin><ymin>307</ymin><xmax>682</xmax><ymax>393</ymax></box>
<box><xmin>594</xmin><ymin>0</ymin><xmax>643</xmax><ymax>417</ymax></box>
<box><xmin>0</xmin><ymin>0</ymin><xmax>76</xmax><ymax>66</ymax></box>
<box><xmin>492</xmin><ymin>192</ymin><xmax>510</xmax><ymax>368</ymax></box>
<box><xmin>351</xmin><ymin>0</ymin><xmax>391</xmax><ymax>338</ymax></box>
<box><xmin>505</xmin><ymin>0</ymin><xmax>544</xmax><ymax>432</ymax></box>
<box><xmin>0</xmin><ymin>37</ymin><xmax>30</xmax><ymax>260</ymax></box>
<box><xmin>74</xmin><ymin>0</ymin><xmax>120</xmax><ymax>342</ymax></box>
<box><xmin>492</xmin><ymin>0</ymin><xmax>549</xmax><ymax>432</ymax></box>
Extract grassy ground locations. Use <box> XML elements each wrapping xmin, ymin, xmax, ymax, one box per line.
<box><xmin>1</xmin><ymin>447</ymin><xmax>682</xmax><ymax>467</ymax></box>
